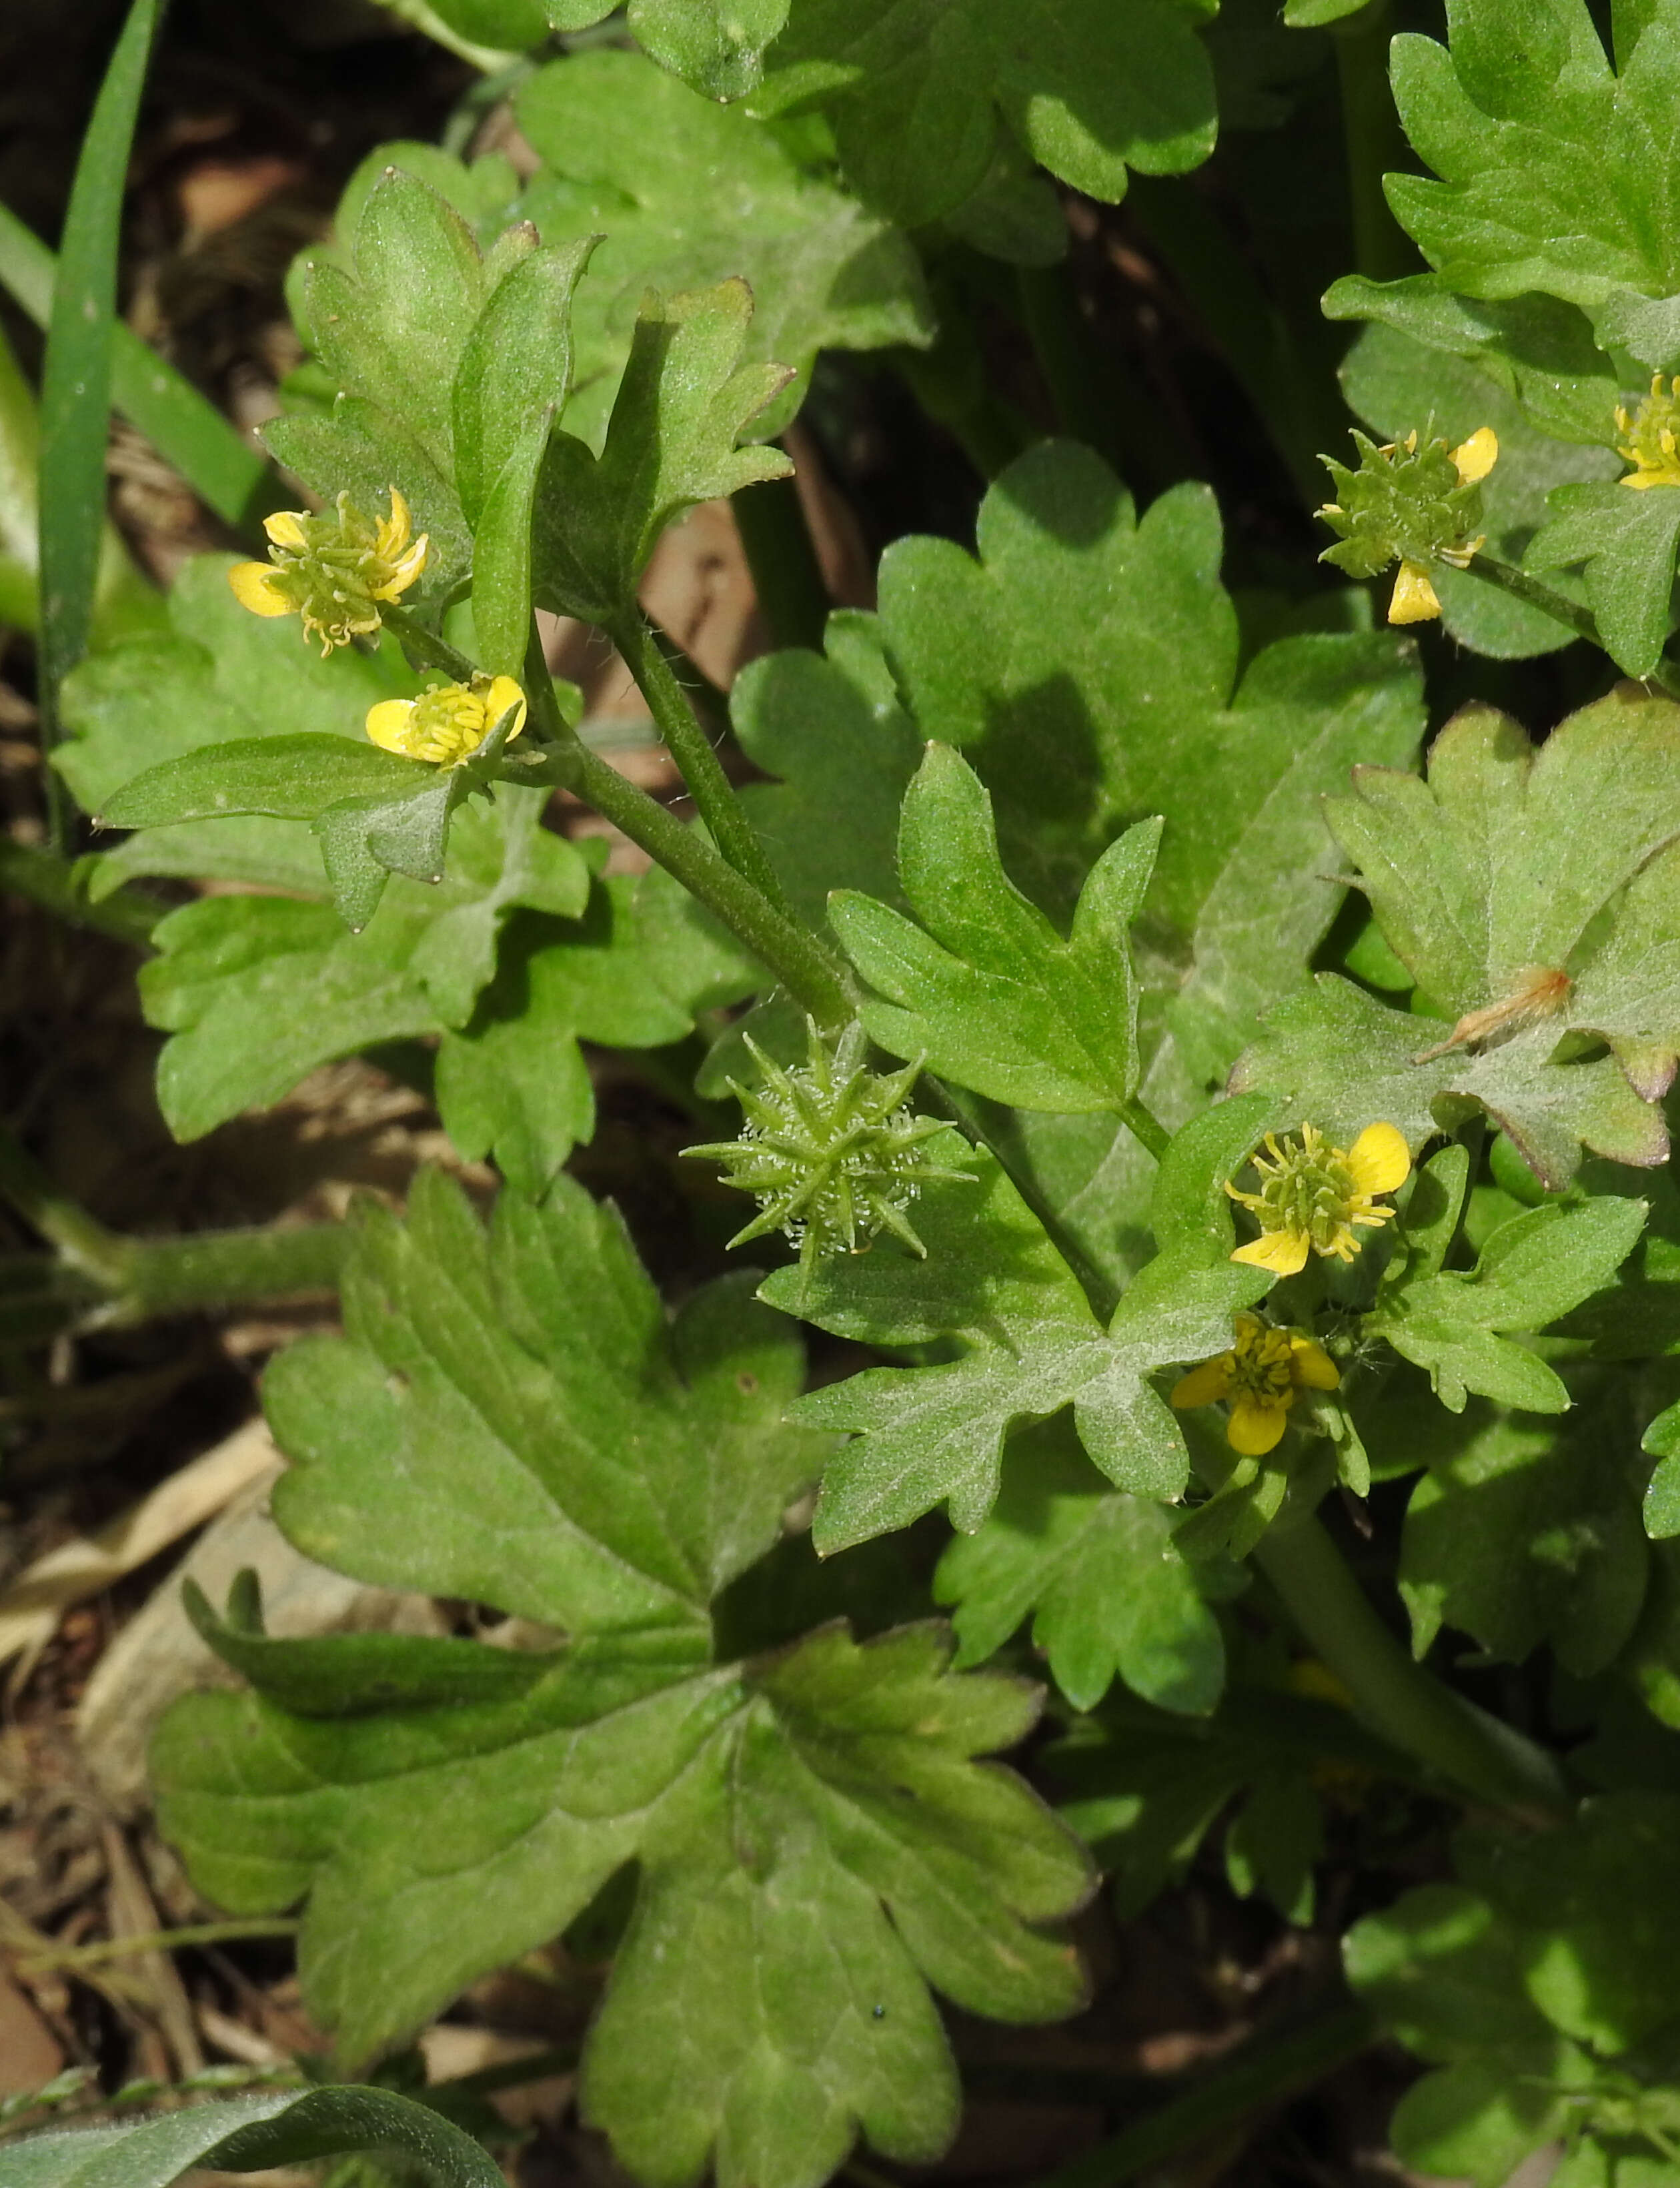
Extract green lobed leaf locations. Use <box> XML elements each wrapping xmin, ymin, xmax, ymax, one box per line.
<box><xmin>729</xmin><ymin>612</ymin><xmax>924</xmax><ymax>931</ymax></box>
<box><xmin>1321</xmin><ymin>276</ymin><xmax>1620</xmax><ymax>449</ymax></box>
<box><xmin>0</xmin><ymin>2086</ymin><xmax>507</xmax><ymax>2188</ymax></box>
<box><xmin>934</xmin><ymin>1418</ymin><xmax>1224</xmax><ymax>1714</ymax></box>
<box><xmin>258</xmin><ymin>1168</ymin><xmax>820</xmax><ymax>1633</ymax></box>
<box><xmin>133</xmin><ymin>790</ymin><xmax>594</xmax><ymax>1139</ymax></box>
<box><xmin>831</xmin><ymin>745</ymin><xmax>1160</xmax><ymax>1113</ymax></box>
<box><xmin>1383</xmin><ymin>0</ymin><xmax>1680</xmax><ymax>364</ymax></box>
<box><xmin>1230</xmin><ymin>974</ymin><xmax>1667</xmax><ymax>1191</ymax></box>
<box><xmin>752</xmin><ymin>0</ymin><xmax>1216</xmax><ymax>229</ymax></box>
<box><xmin>1371</xmin><ymin>1197</ymin><xmax>1647</xmax><ymax>1414</ymax></box>
<box><xmin>863</xmin><ymin>439</ymin><xmax>1422</xmax><ymax>1284</ymax></box>
<box><xmin>450</xmin><ymin>235</ymin><xmax>594</xmax><ymax>528</ymax></box>
<box><xmin>151</xmin><ymin>1175</ymin><xmax>1093</xmax><ymax>2187</ymax></box>
<box><xmin>1398</xmin><ymin>1403</ymin><xmax>1648</xmax><ymax>1675</ymax></box>
<box><xmin>1321</xmin><ymin>692</ymin><xmax>1680</xmax><ymax>1137</ymax></box>
<box><xmin>1526</xmin><ymin>481</ymin><xmax>1680</xmax><ymax>677</ymax></box>
<box><xmin>1052</xmin><ymin>1680</ymin><xmax>1403</xmax><ymax>1921</ymax></box>
<box><xmin>532</xmin><ymin>279</ymin><xmax>793</xmax><ymax>626</ymax></box>
<box><xmin>1345</xmin><ymin>1884</ymin><xmax>1581</xmax><ymax>2188</ymax></box>
<box><xmin>433</xmin><ymin>886</ymin><xmax>700</xmax><ymax>1197</ymax></box>
<box><xmin>763</xmin><ymin>1131</ymin><xmax>1267</xmax><ymax>1550</ymax></box>
<box><xmin>516</xmin><ymin>50</ymin><xmax>932</xmax><ymax>450</ymax></box>
<box><xmin>1457</xmin><ymin>1793</ymin><xmax>1680</xmax><ymax>2055</ymax></box>
<box><xmin>278</xmin><ymin>167</ymin><xmax>510</xmax><ymax>602</ymax></box>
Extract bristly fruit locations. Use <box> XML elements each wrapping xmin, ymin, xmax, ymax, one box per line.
<box><xmin>684</xmin><ymin>1021</ymin><xmax>971</xmax><ymax>1270</ymax></box>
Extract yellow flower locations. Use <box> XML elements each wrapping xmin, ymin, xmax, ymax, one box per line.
<box><xmin>365</xmin><ymin>674</ymin><xmax>526</xmax><ymax>766</ymax></box>
<box><xmin>1171</xmin><ymin>1311</ymin><xmax>1341</xmax><ymax>1456</ymax></box>
<box><xmin>1225</xmin><ymin>1120</ymin><xmax>1410</xmax><ymax>1277</ymax></box>
<box><xmin>1617</xmin><ymin>375</ymin><xmax>1680</xmax><ymax>488</ymax></box>
<box><xmin>1383</xmin><ymin>428</ymin><xmax>1498</xmax><ymax>624</ymax></box>
<box><xmin>227</xmin><ymin>490</ymin><xmax>429</xmax><ymax>653</ymax></box>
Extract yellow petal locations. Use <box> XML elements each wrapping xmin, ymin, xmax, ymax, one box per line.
<box><xmin>1346</xmin><ymin>1121</ymin><xmax>1410</xmax><ymax>1197</ymax></box>
<box><xmin>1449</xmin><ymin>426</ymin><xmax>1498</xmax><ymax>484</ymax></box>
<box><xmin>365</xmin><ymin>698</ymin><xmax>420</xmax><ymax>756</ymax></box>
<box><xmin>262</xmin><ymin>509</ymin><xmax>309</xmax><ymax>550</ymax></box>
<box><xmin>482</xmin><ymin>675</ymin><xmax>527</xmax><ymax>740</ymax></box>
<box><xmin>1227</xmin><ymin>1399</ymin><xmax>1287</xmax><ymax>1457</ymax></box>
<box><xmin>372</xmin><ymin>532</ymin><xmax>430</xmax><ymax>601</ymax></box>
<box><xmin>1231</xmin><ymin>1229</ymin><xmax>1310</xmax><ymax>1278</ymax></box>
<box><xmin>227</xmin><ymin>562</ymin><xmax>294</xmax><ymax>616</ymax></box>
<box><xmin>1172</xmin><ymin>1356</ymin><xmax>1234</xmax><ymax>1411</ymax></box>
<box><xmin>1289</xmin><ymin>1336</ymin><xmax>1341</xmax><ymax>1392</ymax></box>
<box><xmin>1387</xmin><ymin>560</ymin><xmax>1441</xmax><ymax>624</ymax></box>
<box><xmin>375</xmin><ymin>487</ymin><xmax>412</xmax><ymax>560</ymax></box>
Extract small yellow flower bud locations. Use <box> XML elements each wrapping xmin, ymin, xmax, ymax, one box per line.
<box><xmin>365</xmin><ymin>674</ymin><xmax>526</xmax><ymax>767</ymax></box>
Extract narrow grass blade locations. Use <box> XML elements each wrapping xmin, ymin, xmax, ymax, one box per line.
<box><xmin>36</xmin><ymin>0</ymin><xmax>166</xmax><ymax>847</ymax></box>
<box><xmin>0</xmin><ymin>200</ymin><xmax>272</xmax><ymax>530</ymax></box>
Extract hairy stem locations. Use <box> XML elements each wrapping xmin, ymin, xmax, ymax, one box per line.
<box><xmin>1461</xmin><ymin>556</ymin><xmax>1680</xmax><ymax>696</ymax></box>
<box><xmin>523</xmin><ymin>638</ymin><xmax>854</xmax><ymax>1028</ymax></box>
<box><xmin>1459</xmin><ymin>554</ymin><xmax>1601</xmax><ymax>645</ymax></box>
<box><xmin>109</xmin><ymin>1223</ymin><xmax>348</xmax><ymax>1323</ymax></box>
<box><xmin>609</xmin><ymin>610</ymin><xmax>792</xmax><ymax>913</ymax></box>
<box><xmin>1256</xmin><ymin>1515</ymin><xmax>1571</xmax><ymax>1819</ymax></box>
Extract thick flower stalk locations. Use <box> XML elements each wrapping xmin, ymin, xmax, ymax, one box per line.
<box><xmin>1172</xmin><ymin>1311</ymin><xmax>1341</xmax><ymax>1456</ymax></box>
<box><xmin>1617</xmin><ymin>374</ymin><xmax>1680</xmax><ymax>489</ymax></box>
<box><xmin>227</xmin><ymin>489</ymin><xmax>428</xmax><ymax>653</ymax></box>
<box><xmin>365</xmin><ymin>675</ymin><xmax>526</xmax><ymax>766</ymax></box>
<box><xmin>1226</xmin><ymin>1121</ymin><xmax>1410</xmax><ymax>1277</ymax></box>
<box><xmin>1315</xmin><ymin>426</ymin><xmax>1498</xmax><ymax>624</ymax></box>
<box><xmin>684</xmin><ymin>1021</ymin><xmax>970</xmax><ymax>1268</ymax></box>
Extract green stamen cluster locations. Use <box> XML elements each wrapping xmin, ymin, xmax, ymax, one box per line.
<box><xmin>1315</xmin><ymin>428</ymin><xmax>1487</xmax><ymax>580</ymax></box>
<box><xmin>685</xmin><ymin>1021</ymin><xmax>970</xmax><ymax>1269</ymax></box>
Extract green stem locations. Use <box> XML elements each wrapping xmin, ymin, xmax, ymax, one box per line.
<box><xmin>1333</xmin><ymin>0</ymin><xmax>1415</xmax><ymax>284</ymax></box>
<box><xmin>1028</xmin><ymin>2001</ymin><xmax>1376</xmax><ymax>2188</ymax></box>
<box><xmin>0</xmin><ymin>839</ymin><xmax>162</xmax><ymax>946</ymax></box>
<box><xmin>1118</xmin><ymin>1096</ymin><xmax>1171</xmax><ymax>1163</ymax></box>
<box><xmin>379</xmin><ymin>602</ymin><xmax>480</xmax><ymax>682</ymax></box>
<box><xmin>609</xmin><ymin>611</ymin><xmax>792</xmax><ymax>913</ymax></box>
<box><xmin>1256</xmin><ymin>1515</ymin><xmax>1571</xmax><ymax>1819</ymax></box>
<box><xmin>1459</xmin><ymin>555</ymin><xmax>1601</xmax><ymax>646</ymax></box>
<box><xmin>732</xmin><ymin>473</ymin><xmax>831</xmax><ymax>652</ymax></box>
<box><xmin>108</xmin><ymin>1223</ymin><xmax>348</xmax><ymax>1322</ymax></box>
<box><xmin>0</xmin><ymin>1124</ymin><xmax>133</xmax><ymax>1288</ymax></box>
<box><xmin>523</xmin><ymin>640</ymin><xmax>854</xmax><ymax>1028</ymax></box>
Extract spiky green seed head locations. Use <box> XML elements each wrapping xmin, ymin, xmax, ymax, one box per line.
<box><xmin>683</xmin><ymin>1021</ymin><xmax>970</xmax><ymax>1269</ymax></box>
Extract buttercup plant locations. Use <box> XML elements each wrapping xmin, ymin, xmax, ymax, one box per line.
<box><xmin>15</xmin><ymin>0</ymin><xmax>1680</xmax><ymax>2183</ymax></box>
